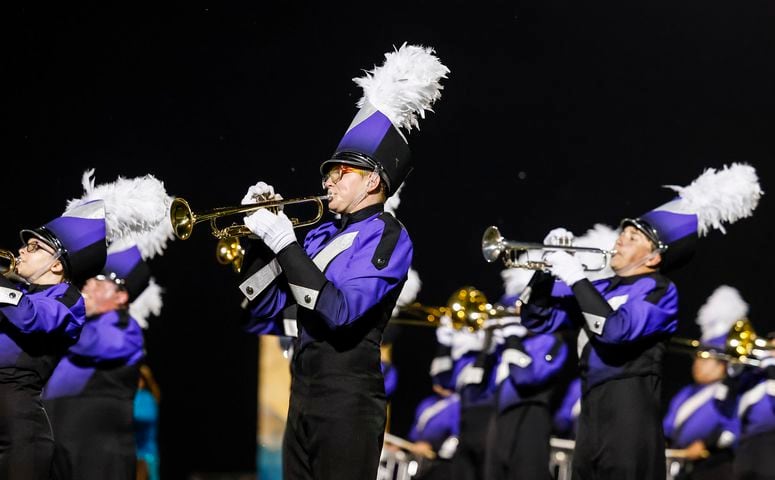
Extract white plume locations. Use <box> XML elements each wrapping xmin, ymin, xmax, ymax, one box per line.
<box><xmin>392</xmin><ymin>268</ymin><xmax>422</xmax><ymax>318</ymax></box>
<box><xmin>696</xmin><ymin>285</ymin><xmax>749</xmax><ymax>341</ymax></box>
<box><xmin>129</xmin><ymin>278</ymin><xmax>164</xmax><ymax>329</ymax></box>
<box><xmin>575</xmin><ymin>224</ymin><xmax>619</xmax><ymax>281</ymax></box>
<box><xmin>354</xmin><ymin>43</ymin><xmax>449</xmax><ymax>132</ymax></box>
<box><xmin>383</xmin><ymin>183</ymin><xmax>404</xmax><ymax>216</ymax></box>
<box><xmin>66</xmin><ymin>169</ymin><xmax>173</xmax><ymax>244</ymax></box>
<box><xmin>665</xmin><ymin>163</ymin><xmax>762</xmax><ymax>236</ymax></box>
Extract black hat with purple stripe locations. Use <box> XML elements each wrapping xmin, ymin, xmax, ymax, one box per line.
<box><xmin>20</xmin><ymin>200</ymin><xmax>108</xmax><ymax>284</ymax></box>
<box><xmin>320</xmin><ymin>43</ymin><xmax>449</xmax><ymax>195</ymax></box>
<box><xmin>621</xmin><ymin>163</ymin><xmax>762</xmax><ymax>270</ymax></box>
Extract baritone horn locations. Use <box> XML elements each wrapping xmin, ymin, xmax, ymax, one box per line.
<box><xmin>170</xmin><ymin>195</ymin><xmax>329</xmax><ymax>241</ymax></box>
<box><xmin>482</xmin><ymin>226</ymin><xmax>616</xmax><ymax>272</ymax></box>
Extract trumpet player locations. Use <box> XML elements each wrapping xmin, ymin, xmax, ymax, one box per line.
<box><xmin>0</xmin><ymin>201</ymin><xmax>107</xmax><ymax>480</ymax></box>
<box><xmin>519</xmin><ymin>165</ymin><xmax>761</xmax><ymax>479</ymax></box>
<box><xmin>236</xmin><ymin>44</ymin><xmax>447</xmax><ymax>480</ymax></box>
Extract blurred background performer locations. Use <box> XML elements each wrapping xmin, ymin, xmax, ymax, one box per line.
<box><xmin>236</xmin><ymin>44</ymin><xmax>448</xmax><ymax>480</ymax></box>
<box><xmin>446</xmin><ymin>287</ymin><xmax>499</xmax><ymax>480</ymax></box>
<box><xmin>42</xmin><ymin>170</ymin><xmax>173</xmax><ymax>480</ymax></box>
<box><xmin>485</xmin><ymin>261</ymin><xmax>569</xmax><ymax>480</ymax></box>
<box><xmin>663</xmin><ymin>286</ymin><xmax>744</xmax><ymax>480</ymax></box>
<box><xmin>520</xmin><ymin>163</ymin><xmax>761</xmax><ymax>480</ymax></box>
<box><xmin>0</xmin><ymin>200</ymin><xmax>107</xmax><ymax>480</ymax></box>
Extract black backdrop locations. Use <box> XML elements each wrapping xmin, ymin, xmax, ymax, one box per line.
<box><xmin>9</xmin><ymin>2</ymin><xmax>775</xmax><ymax>477</ymax></box>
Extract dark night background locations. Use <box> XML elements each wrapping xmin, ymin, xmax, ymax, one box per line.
<box><xmin>8</xmin><ymin>2</ymin><xmax>775</xmax><ymax>478</ymax></box>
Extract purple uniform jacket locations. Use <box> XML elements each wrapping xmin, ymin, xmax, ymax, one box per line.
<box><xmin>717</xmin><ymin>368</ymin><xmax>775</xmax><ymax>441</ymax></box>
<box><xmin>408</xmin><ymin>393</ymin><xmax>461</xmax><ymax>450</ymax></box>
<box><xmin>0</xmin><ymin>279</ymin><xmax>86</xmax><ymax>390</ymax></box>
<box><xmin>240</xmin><ymin>204</ymin><xmax>412</xmax><ymax>350</ymax></box>
<box><xmin>43</xmin><ymin>310</ymin><xmax>144</xmax><ymax>400</ymax></box>
<box><xmin>663</xmin><ymin>382</ymin><xmax>739</xmax><ymax>449</ymax></box>
<box><xmin>521</xmin><ymin>271</ymin><xmax>678</xmax><ymax>392</ymax></box>
<box><xmin>494</xmin><ymin>332</ymin><xmax>568</xmax><ymax>413</ymax></box>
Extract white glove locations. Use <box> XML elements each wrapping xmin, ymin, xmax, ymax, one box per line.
<box><xmin>241</xmin><ymin>181</ymin><xmax>282</xmax><ymax>206</ymax></box>
<box><xmin>436</xmin><ymin>325</ymin><xmax>456</xmax><ymax>347</ymax></box>
<box><xmin>451</xmin><ymin>329</ymin><xmax>486</xmax><ymax>360</ymax></box>
<box><xmin>492</xmin><ymin>324</ymin><xmax>527</xmax><ymax>345</ymax></box>
<box><xmin>545</xmin><ymin>250</ymin><xmax>586</xmax><ymax>286</ymax></box>
<box><xmin>243</xmin><ymin>209</ymin><xmax>296</xmax><ymax>254</ymax></box>
<box><xmin>543</xmin><ymin>227</ymin><xmax>575</xmax><ymax>247</ymax></box>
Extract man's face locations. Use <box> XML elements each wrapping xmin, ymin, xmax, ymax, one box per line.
<box><xmin>610</xmin><ymin>226</ymin><xmax>659</xmax><ymax>275</ymax></box>
<box><xmin>322</xmin><ymin>164</ymin><xmax>371</xmax><ymax>214</ymax></box>
<box><xmin>81</xmin><ymin>277</ymin><xmax>126</xmax><ymax>317</ymax></box>
<box><xmin>16</xmin><ymin>239</ymin><xmax>58</xmax><ymax>280</ymax></box>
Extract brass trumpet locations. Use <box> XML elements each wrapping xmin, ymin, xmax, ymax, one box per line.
<box><xmin>482</xmin><ymin>226</ymin><xmax>616</xmax><ymax>272</ymax></box>
<box><xmin>1</xmin><ymin>249</ymin><xmax>18</xmax><ymax>277</ymax></box>
<box><xmin>170</xmin><ymin>195</ymin><xmax>329</xmax><ymax>241</ymax></box>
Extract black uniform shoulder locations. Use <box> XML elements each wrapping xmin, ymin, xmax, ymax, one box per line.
<box><xmin>55</xmin><ymin>283</ymin><xmax>83</xmax><ymax>309</ymax></box>
<box><xmin>643</xmin><ymin>272</ymin><xmax>673</xmax><ymax>305</ymax></box>
<box><xmin>371</xmin><ymin>212</ymin><xmax>407</xmax><ymax>270</ymax></box>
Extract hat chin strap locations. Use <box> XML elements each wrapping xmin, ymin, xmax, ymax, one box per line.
<box><xmin>23</xmin><ymin>250</ymin><xmax>63</xmax><ymax>284</ymax></box>
<box><xmin>614</xmin><ymin>250</ymin><xmax>660</xmax><ymax>277</ymax></box>
<box><xmin>343</xmin><ymin>171</ymin><xmax>379</xmax><ymax>214</ymax></box>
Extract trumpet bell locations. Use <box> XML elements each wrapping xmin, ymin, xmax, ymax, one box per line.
<box><xmin>170</xmin><ymin>197</ymin><xmax>195</xmax><ymax>240</ymax></box>
<box><xmin>1</xmin><ymin>249</ymin><xmax>18</xmax><ymax>277</ymax></box>
<box><xmin>482</xmin><ymin>226</ymin><xmax>505</xmax><ymax>263</ymax></box>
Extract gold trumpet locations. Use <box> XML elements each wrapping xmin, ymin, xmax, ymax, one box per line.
<box><xmin>170</xmin><ymin>195</ymin><xmax>329</xmax><ymax>241</ymax></box>
<box><xmin>1</xmin><ymin>249</ymin><xmax>18</xmax><ymax>277</ymax></box>
<box><xmin>482</xmin><ymin>226</ymin><xmax>616</xmax><ymax>272</ymax></box>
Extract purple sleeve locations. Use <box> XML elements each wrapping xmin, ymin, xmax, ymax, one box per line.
<box><xmin>245</xmin><ymin>283</ymin><xmax>290</xmax><ymax>335</ymax></box>
<box><xmin>520</xmin><ymin>272</ymin><xmax>579</xmax><ymax>334</ymax></box>
<box><xmin>383</xmin><ymin>362</ymin><xmax>398</xmax><ymax>397</ymax></box>
<box><xmin>69</xmin><ymin>313</ymin><xmax>144</xmax><ymax>363</ymax></box>
<box><xmin>0</xmin><ymin>283</ymin><xmax>84</xmax><ymax>340</ymax></box>
<box><xmin>553</xmin><ymin>378</ymin><xmax>581</xmax><ymax>434</ymax></box>
<box><xmin>572</xmin><ymin>277</ymin><xmax>679</xmax><ymax>343</ymax></box>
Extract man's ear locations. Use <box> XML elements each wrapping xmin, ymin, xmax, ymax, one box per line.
<box><xmin>115</xmin><ymin>289</ymin><xmax>130</xmax><ymax>309</ymax></box>
<box><xmin>645</xmin><ymin>251</ymin><xmax>662</xmax><ymax>268</ymax></box>
<box><xmin>366</xmin><ymin>173</ymin><xmax>382</xmax><ymax>194</ymax></box>
<box><xmin>50</xmin><ymin>260</ymin><xmax>64</xmax><ymax>276</ymax></box>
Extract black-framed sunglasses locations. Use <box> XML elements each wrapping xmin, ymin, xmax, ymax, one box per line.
<box><xmin>23</xmin><ymin>241</ymin><xmax>54</xmax><ymax>255</ymax></box>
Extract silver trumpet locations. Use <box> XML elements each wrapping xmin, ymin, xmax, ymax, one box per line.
<box><xmin>482</xmin><ymin>226</ymin><xmax>616</xmax><ymax>272</ymax></box>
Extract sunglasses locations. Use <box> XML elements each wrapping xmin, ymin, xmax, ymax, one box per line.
<box><xmin>321</xmin><ymin>165</ymin><xmax>366</xmax><ymax>189</ymax></box>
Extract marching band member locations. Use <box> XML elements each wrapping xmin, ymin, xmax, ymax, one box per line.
<box><xmin>663</xmin><ymin>286</ymin><xmax>743</xmax><ymax>480</ymax></box>
<box><xmin>406</xmin><ymin>381</ymin><xmax>461</xmax><ymax>479</ymax></box>
<box><xmin>237</xmin><ymin>44</ymin><xmax>448</xmax><ymax>480</ymax></box>
<box><xmin>520</xmin><ymin>164</ymin><xmax>761</xmax><ymax>479</ymax></box>
<box><xmin>42</xmin><ymin>171</ymin><xmax>173</xmax><ymax>480</ymax></box>
<box><xmin>0</xmin><ymin>200</ymin><xmax>107</xmax><ymax>480</ymax></box>
<box><xmin>485</xmin><ymin>262</ymin><xmax>571</xmax><ymax>480</ymax></box>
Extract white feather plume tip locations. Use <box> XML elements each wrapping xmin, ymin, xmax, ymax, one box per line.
<box><xmin>383</xmin><ymin>184</ymin><xmax>404</xmax><ymax>216</ymax></box>
<box><xmin>575</xmin><ymin>224</ymin><xmax>619</xmax><ymax>281</ymax></box>
<box><xmin>392</xmin><ymin>268</ymin><xmax>422</xmax><ymax>317</ymax></box>
<box><xmin>696</xmin><ymin>285</ymin><xmax>749</xmax><ymax>341</ymax></box>
<box><xmin>66</xmin><ymin>169</ymin><xmax>174</xmax><ymax>244</ymax></box>
<box><xmin>354</xmin><ymin>43</ymin><xmax>449</xmax><ymax>132</ymax></box>
<box><xmin>129</xmin><ymin>278</ymin><xmax>164</xmax><ymax>329</ymax></box>
<box><xmin>501</xmin><ymin>261</ymin><xmax>534</xmax><ymax>297</ymax></box>
<box><xmin>665</xmin><ymin>163</ymin><xmax>762</xmax><ymax>236</ymax></box>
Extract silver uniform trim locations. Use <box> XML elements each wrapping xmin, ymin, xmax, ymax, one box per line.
<box><xmin>283</xmin><ymin>318</ymin><xmax>299</xmax><ymax>337</ymax></box>
<box><xmin>571</xmin><ymin>398</ymin><xmax>581</xmax><ymax>419</ymax></box>
<box><xmin>430</xmin><ymin>356</ymin><xmax>453</xmax><ymax>376</ymax></box>
<box><xmin>673</xmin><ymin>383</ymin><xmax>719</xmax><ymax>430</ymax></box>
<box><xmin>289</xmin><ymin>283</ymin><xmax>321</xmax><ymax>310</ymax></box>
<box><xmin>312</xmin><ymin>231</ymin><xmax>359</xmax><ymax>272</ymax></box>
<box><xmin>495</xmin><ymin>348</ymin><xmax>532</xmax><ymax>384</ymax></box>
<box><xmin>239</xmin><ymin>259</ymin><xmax>282</xmax><ymax>300</ymax></box>
<box><xmin>456</xmin><ymin>364</ymin><xmax>484</xmax><ymax>390</ymax></box>
<box><xmin>583</xmin><ymin>294</ymin><xmax>629</xmax><ymax>337</ymax></box>
<box><xmin>0</xmin><ymin>287</ymin><xmax>23</xmax><ymax>306</ymax></box>
<box><xmin>438</xmin><ymin>436</ymin><xmax>459</xmax><ymax>459</ymax></box>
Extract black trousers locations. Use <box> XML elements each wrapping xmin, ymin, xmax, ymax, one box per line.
<box><xmin>734</xmin><ymin>430</ymin><xmax>775</xmax><ymax>480</ymax></box>
<box><xmin>484</xmin><ymin>403</ymin><xmax>552</xmax><ymax>480</ymax></box>
<box><xmin>451</xmin><ymin>404</ymin><xmax>494</xmax><ymax>480</ymax></box>
<box><xmin>573</xmin><ymin>375</ymin><xmax>666</xmax><ymax>480</ymax></box>
<box><xmin>45</xmin><ymin>395</ymin><xmax>136</xmax><ymax>480</ymax></box>
<box><xmin>283</xmin><ymin>344</ymin><xmax>387</xmax><ymax>480</ymax></box>
<box><xmin>0</xmin><ymin>384</ymin><xmax>54</xmax><ymax>480</ymax></box>
<box><xmin>676</xmin><ymin>448</ymin><xmax>733</xmax><ymax>480</ymax></box>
